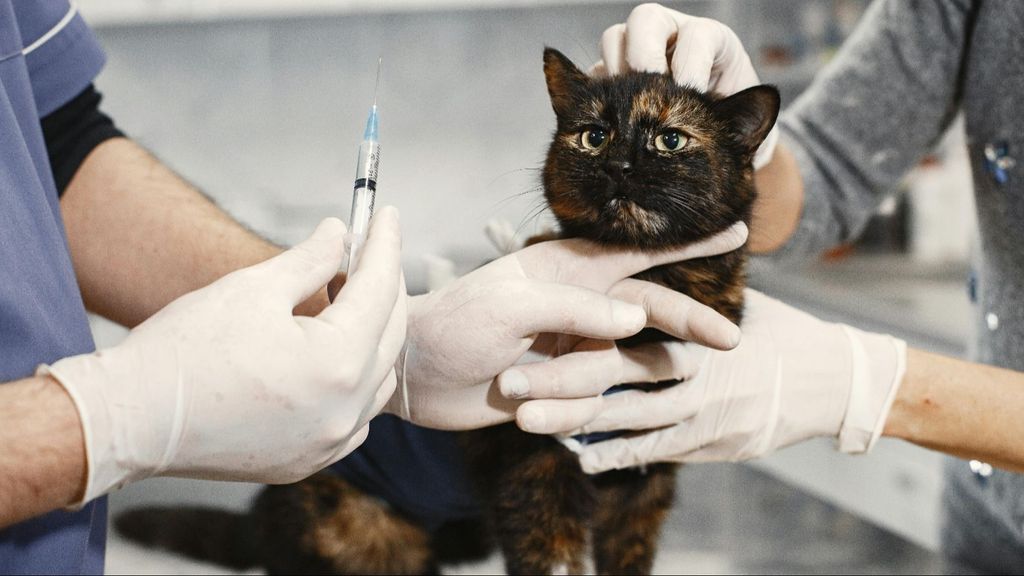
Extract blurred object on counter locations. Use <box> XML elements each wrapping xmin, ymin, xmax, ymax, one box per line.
<box><xmin>824</xmin><ymin>116</ymin><xmax>975</xmax><ymax>265</ymax></box>
<box><xmin>755</xmin><ymin>0</ymin><xmax>869</xmax><ymax>103</ymax></box>
<box><xmin>904</xmin><ymin>115</ymin><xmax>976</xmax><ymax>265</ymax></box>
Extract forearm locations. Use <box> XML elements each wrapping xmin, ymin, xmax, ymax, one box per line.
<box><xmin>885</xmin><ymin>348</ymin><xmax>1024</xmax><ymax>474</ymax></box>
<box><xmin>60</xmin><ymin>138</ymin><xmax>331</xmax><ymax>326</ymax></box>
<box><xmin>0</xmin><ymin>376</ymin><xmax>86</xmax><ymax>528</ymax></box>
<box><xmin>749</xmin><ymin>142</ymin><xmax>803</xmax><ymax>254</ymax></box>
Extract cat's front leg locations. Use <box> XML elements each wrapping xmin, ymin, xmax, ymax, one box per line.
<box><xmin>591</xmin><ymin>463</ymin><xmax>677</xmax><ymax>575</ymax></box>
<box><xmin>462</xmin><ymin>424</ymin><xmax>594</xmax><ymax>575</ymax></box>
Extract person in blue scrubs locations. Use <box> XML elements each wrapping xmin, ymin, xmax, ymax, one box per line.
<box><xmin>0</xmin><ymin>2</ymin><xmax>752</xmax><ymax>573</ymax></box>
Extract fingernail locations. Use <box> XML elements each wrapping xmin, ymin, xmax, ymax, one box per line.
<box><xmin>317</xmin><ymin>217</ymin><xmax>347</xmax><ymax>239</ymax></box>
<box><xmin>499</xmin><ymin>370</ymin><xmax>530</xmax><ymax>399</ymax></box>
<box><xmin>726</xmin><ymin>323</ymin><xmax>742</xmax><ymax>348</ymax></box>
<box><xmin>611</xmin><ymin>301</ymin><xmax>645</xmax><ymax>330</ymax></box>
<box><xmin>518</xmin><ymin>406</ymin><xmax>547</xmax><ymax>433</ymax></box>
<box><xmin>372</xmin><ymin>205</ymin><xmax>400</xmax><ymax>228</ymax></box>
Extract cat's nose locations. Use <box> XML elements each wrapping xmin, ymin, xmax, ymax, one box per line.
<box><xmin>603</xmin><ymin>161</ymin><xmax>632</xmax><ymax>183</ymax></box>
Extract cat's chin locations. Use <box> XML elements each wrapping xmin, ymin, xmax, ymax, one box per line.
<box><xmin>560</xmin><ymin>213</ymin><xmax>672</xmax><ymax>249</ymax></box>
<box><xmin>598</xmin><ymin>198</ymin><xmax>670</xmax><ymax>246</ymax></box>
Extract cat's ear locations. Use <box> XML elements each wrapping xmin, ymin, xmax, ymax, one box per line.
<box><xmin>544</xmin><ymin>48</ymin><xmax>588</xmax><ymax>117</ymax></box>
<box><xmin>712</xmin><ymin>85</ymin><xmax>781</xmax><ymax>155</ymax></box>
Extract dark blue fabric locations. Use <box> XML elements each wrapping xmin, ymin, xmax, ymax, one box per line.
<box><xmin>329</xmin><ymin>415</ymin><xmax>481</xmax><ymax>531</ymax></box>
<box><xmin>0</xmin><ymin>1</ymin><xmax>107</xmax><ymax>573</ymax></box>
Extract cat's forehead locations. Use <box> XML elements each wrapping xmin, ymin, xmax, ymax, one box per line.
<box><xmin>587</xmin><ymin>75</ymin><xmax>715</xmax><ymax>128</ymax></box>
<box><xmin>626</xmin><ymin>86</ymin><xmax>711</xmax><ymax>127</ymax></box>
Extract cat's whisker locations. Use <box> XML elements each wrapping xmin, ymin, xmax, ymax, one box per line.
<box><xmin>485</xmin><ymin>166</ymin><xmax>544</xmax><ymax>188</ymax></box>
<box><xmin>513</xmin><ymin>199</ymin><xmax>553</xmax><ymax>238</ymax></box>
<box><xmin>486</xmin><ymin>185</ymin><xmax>546</xmax><ymax>217</ymax></box>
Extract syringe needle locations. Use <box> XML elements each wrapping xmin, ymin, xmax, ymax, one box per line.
<box><xmin>373</xmin><ymin>57</ymin><xmax>382</xmax><ymax>107</ymax></box>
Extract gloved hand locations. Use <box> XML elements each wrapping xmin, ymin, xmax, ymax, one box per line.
<box><xmin>516</xmin><ymin>289</ymin><xmax>906</xmax><ymax>473</ymax></box>
<box><xmin>385</xmin><ymin>222</ymin><xmax>749</xmax><ymax>430</ymax></box>
<box><xmin>593</xmin><ymin>3</ymin><xmax>778</xmax><ymax>169</ymax></box>
<box><xmin>40</xmin><ymin>210</ymin><xmax>405</xmax><ymax>504</ymax></box>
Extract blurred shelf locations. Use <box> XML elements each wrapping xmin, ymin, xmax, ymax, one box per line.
<box><xmin>78</xmin><ymin>0</ymin><xmax>645</xmax><ymax>26</ymax></box>
<box><xmin>750</xmin><ymin>254</ymin><xmax>971</xmax><ymax>356</ymax></box>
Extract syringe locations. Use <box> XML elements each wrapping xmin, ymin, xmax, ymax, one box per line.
<box><xmin>344</xmin><ymin>58</ymin><xmax>382</xmax><ymax>275</ymax></box>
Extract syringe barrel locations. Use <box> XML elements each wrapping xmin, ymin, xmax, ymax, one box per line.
<box><xmin>345</xmin><ymin>139</ymin><xmax>380</xmax><ymax>273</ymax></box>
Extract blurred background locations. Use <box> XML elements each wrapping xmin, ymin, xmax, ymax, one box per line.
<box><xmin>77</xmin><ymin>0</ymin><xmax>975</xmax><ymax>573</ymax></box>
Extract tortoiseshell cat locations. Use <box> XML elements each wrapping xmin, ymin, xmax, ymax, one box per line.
<box><xmin>114</xmin><ymin>48</ymin><xmax>778</xmax><ymax>575</ymax></box>
<box><xmin>458</xmin><ymin>49</ymin><xmax>778</xmax><ymax>575</ymax></box>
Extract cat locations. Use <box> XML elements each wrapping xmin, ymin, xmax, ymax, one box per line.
<box><xmin>114</xmin><ymin>47</ymin><xmax>779</xmax><ymax>575</ymax></box>
<box><xmin>456</xmin><ymin>49</ymin><xmax>778</xmax><ymax>575</ymax></box>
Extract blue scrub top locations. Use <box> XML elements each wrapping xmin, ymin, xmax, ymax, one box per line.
<box><xmin>0</xmin><ymin>1</ymin><xmax>107</xmax><ymax>573</ymax></box>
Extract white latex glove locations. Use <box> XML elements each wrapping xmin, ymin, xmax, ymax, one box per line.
<box><xmin>39</xmin><ymin>210</ymin><xmax>405</xmax><ymax>504</ymax></box>
<box><xmin>593</xmin><ymin>3</ymin><xmax>778</xmax><ymax>169</ymax></box>
<box><xmin>385</xmin><ymin>222</ymin><xmax>749</xmax><ymax>430</ymax></box>
<box><xmin>517</xmin><ymin>289</ymin><xmax>906</xmax><ymax>473</ymax></box>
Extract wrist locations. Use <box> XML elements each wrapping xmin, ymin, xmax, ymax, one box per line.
<box><xmin>38</xmin><ymin>347</ymin><xmax>171</xmax><ymax>503</ymax></box>
<box><xmin>0</xmin><ymin>375</ymin><xmax>88</xmax><ymax>524</ymax></box>
<box><xmin>882</xmin><ymin>347</ymin><xmax>932</xmax><ymax>443</ymax></box>
<box><xmin>835</xmin><ymin>326</ymin><xmax>907</xmax><ymax>453</ymax></box>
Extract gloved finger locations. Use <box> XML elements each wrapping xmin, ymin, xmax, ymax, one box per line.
<box><xmin>599</xmin><ymin>23</ymin><xmax>628</xmax><ymax>75</ymax></box>
<box><xmin>359</xmin><ymin>367</ymin><xmax>398</xmax><ymax>429</ymax></box>
<box><xmin>518</xmin><ymin>221</ymin><xmax>747</xmax><ymax>293</ymax></box>
<box><xmin>402</xmin><ymin>381</ymin><xmax>520</xmax><ymax>431</ymax></box>
<box><xmin>617</xmin><ymin>340</ymin><xmax>707</xmax><ymax>384</ymax></box>
<box><xmin>571</xmin><ymin>345</ymin><xmax>706</xmax><ymax>435</ymax></box>
<box><xmin>623</xmin><ymin>3</ymin><xmax>680</xmax><ymax>74</ymax></box>
<box><xmin>515</xmin><ymin>396</ymin><xmax>605</xmax><ymax>435</ymax></box>
<box><xmin>320</xmin><ymin>206</ymin><xmax>402</xmax><ymax>346</ymax></box>
<box><xmin>577</xmin><ymin>425</ymin><xmax>688</xmax><ymax>473</ymax></box>
<box><xmin>669</xmin><ymin>16</ymin><xmax>724</xmax><ymax>92</ymax></box>
<box><xmin>500</xmin><ymin>338</ymin><xmax>703</xmax><ymax>401</ymax></box>
<box><xmin>368</xmin><ymin>273</ymin><xmax>409</xmax><ymax>383</ymax></box>
<box><xmin>498</xmin><ymin>340</ymin><xmax>621</xmax><ymax>399</ymax></box>
<box><xmin>608</xmin><ymin>279</ymin><xmax>740</xmax><ymax>350</ymax></box>
<box><xmin>700</xmin><ymin>23</ymin><xmax>751</xmax><ymax>95</ymax></box>
<box><xmin>573</xmin><ymin>385</ymin><xmax>700</xmax><ymax>435</ymax></box>
<box><xmin>512</xmin><ymin>282</ymin><xmax>646</xmax><ymax>339</ymax></box>
<box><xmin>329</xmin><ymin>423</ymin><xmax>372</xmax><ymax>466</ymax></box>
<box><xmin>251</xmin><ymin>217</ymin><xmax>347</xmax><ymax>305</ymax></box>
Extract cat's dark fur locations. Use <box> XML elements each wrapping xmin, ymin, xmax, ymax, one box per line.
<box><xmin>113</xmin><ymin>48</ymin><xmax>779</xmax><ymax>575</ymax></box>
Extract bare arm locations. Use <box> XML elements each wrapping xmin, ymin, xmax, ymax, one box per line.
<box><xmin>0</xmin><ymin>376</ymin><xmax>85</xmax><ymax>528</ymax></box>
<box><xmin>0</xmin><ymin>136</ymin><xmax>335</xmax><ymax>525</ymax></box>
<box><xmin>59</xmin><ymin>137</ymin><xmax>332</xmax><ymax>326</ymax></box>
<box><xmin>886</xmin><ymin>349</ymin><xmax>1024</xmax><ymax>474</ymax></box>
<box><xmin>749</xmin><ymin>143</ymin><xmax>803</xmax><ymax>253</ymax></box>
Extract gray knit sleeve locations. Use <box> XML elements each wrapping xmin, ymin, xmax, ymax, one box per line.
<box><xmin>762</xmin><ymin>0</ymin><xmax>975</xmax><ymax>265</ymax></box>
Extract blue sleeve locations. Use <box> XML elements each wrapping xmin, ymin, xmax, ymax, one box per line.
<box><xmin>13</xmin><ymin>0</ymin><xmax>106</xmax><ymax>117</ymax></box>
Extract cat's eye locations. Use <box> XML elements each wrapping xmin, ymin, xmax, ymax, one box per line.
<box><xmin>655</xmin><ymin>130</ymin><xmax>689</xmax><ymax>152</ymax></box>
<box><xmin>579</xmin><ymin>127</ymin><xmax>608</xmax><ymax>150</ymax></box>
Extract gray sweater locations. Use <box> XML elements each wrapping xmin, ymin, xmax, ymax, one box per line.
<box><xmin>769</xmin><ymin>0</ymin><xmax>1024</xmax><ymax>569</ymax></box>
